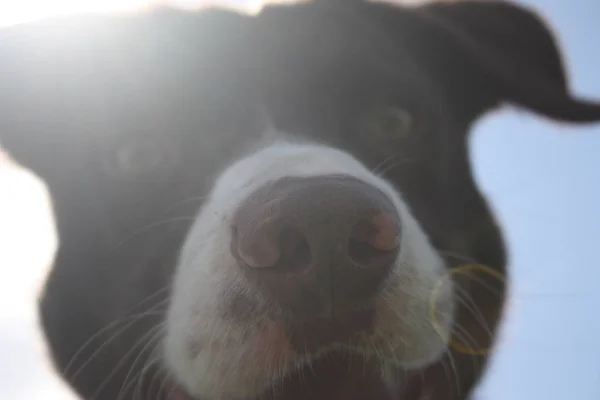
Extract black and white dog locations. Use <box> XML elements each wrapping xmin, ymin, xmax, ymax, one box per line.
<box><xmin>1</xmin><ymin>1</ymin><xmax>599</xmax><ymax>399</ymax></box>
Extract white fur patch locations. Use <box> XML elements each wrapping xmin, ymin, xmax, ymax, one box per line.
<box><xmin>163</xmin><ymin>139</ymin><xmax>454</xmax><ymax>399</ymax></box>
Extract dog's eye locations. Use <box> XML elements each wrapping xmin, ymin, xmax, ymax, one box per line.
<box><xmin>368</xmin><ymin>107</ymin><xmax>414</xmax><ymax>139</ymax></box>
<box><xmin>109</xmin><ymin>137</ymin><xmax>175</xmax><ymax>178</ymax></box>
<box><xmin>117</xmin><ymin>142</ymin><xmax>163</xmax><ymax>173</ymax></box>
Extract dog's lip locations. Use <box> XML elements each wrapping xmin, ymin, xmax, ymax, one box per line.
<box><xmin>165</xmin><ymin>362</ymin><xmax>425</xmax><ymax>400</ymax></box>
<box><xmin>167</xmin><ymin>387</ymin><xmax>193</xmax><ymax>400</ymax></box>
<box><xmin>169</xmin><ymin>386</ymin><xmax>207</xmax><ymax>400</ymax></box>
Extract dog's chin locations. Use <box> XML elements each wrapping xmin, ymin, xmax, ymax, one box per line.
<box><xmin>167</xmin><ymin>351</ymin><xmax>425</xmax><ymax>400</ymax></box>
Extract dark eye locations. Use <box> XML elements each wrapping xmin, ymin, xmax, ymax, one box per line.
<box><xmin>106</xmin><ymin>136</ymin><xmax>177</xmax><ymax>179</ymax></box>
<box><xmin>368</xmin><ymin>107</ymin><xmax>414</xmax><ymax>139</ymax></box>
<box><xmin>117</xmin><ymin>142</ymin><xmax>163</xmax><ymax>174</ymax></box>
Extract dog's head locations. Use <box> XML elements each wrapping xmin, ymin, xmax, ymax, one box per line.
<box><xmin>1</xmin><ymin>1</ymin><xmax>599</xmax><ymax>400</ymax></box>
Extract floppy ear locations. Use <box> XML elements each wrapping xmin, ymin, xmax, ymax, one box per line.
<box><xmin>403</xmin><ymin>0</ymin><xmax>600</xmax><ymax>123</ymax></box>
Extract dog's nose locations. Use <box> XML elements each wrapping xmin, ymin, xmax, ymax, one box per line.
<box><xmin>231</xmin><ymin>175</ymin><xmax>400</xmax><ymax>316</ymax></box>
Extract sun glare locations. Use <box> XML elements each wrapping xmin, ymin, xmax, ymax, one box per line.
<box><xmin>0</xmin><ymin>0</ymin><xmax>167</xmax><ymax>26</ymax></box>
<box><xmin>0</xmin><ymin>0</ymin><xmax>302</xmax><ymax>27</ymax></box>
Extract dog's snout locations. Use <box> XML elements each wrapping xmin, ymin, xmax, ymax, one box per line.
<box><xmin>231</xmin><ymin>175</ymin><xmax>401</xmax><ymax>316</ymax></box>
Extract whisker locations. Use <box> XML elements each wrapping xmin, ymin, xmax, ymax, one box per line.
<box><xmin>437</xmin><ymin>251</ymin><xmax>505</xmax><ymax>298</ymax></box>
<box><xmin>90</xmin><ymin>324</ymin><xmax>164</xmax><ymax>400</ymax></box>
<box><xmin>117</xmin><ymin>325</ymin><xmax>164</xmax><ymax>400</ymax></box>
<box><xmin>442</xmin><ymin>345</ymin><xmax>461</xmax><ymax>396</ymax></box>
<box><xmin>64</xmin><ymin>287</ymin><xmax>170</xmax><ymax>377</ymax></box>
<box><xmin>452</xmin><ymin>321</ymin><xmax>481</xmax><ymax>354</ymax></box>
<box><xmin>156</xmin><ymin>375</ymin><xmax>173</xmax><ymax>400</ymax></box>
<box><xmin>457</xmin><ymin>270</ymin><xmax>504</xmax><ymax>298</ymax></box>
<box><xmin>453</xmin><ymin>286</ymin><xmax>494</xmax><ymax>342</ymax></box>
<box><xmin>372</xmin><ymin>153</ymin><xmax>413</xmax><ymax>176</ymax></box>
<box><xmin>68</xmin><ymin>300</ymin><xmax>168</xmax><ymax>383</ymax></box>
<box><xmin>140</xmin><ymin>358</ymin><xmax>165</xmax><ymax>400</ymax></box>
<box><xmin>162</xmin><ymin>195</ymin><xmax>208</xmax><ymax>214</ymax></box>
<box><xmin>449</xmin><ymin>322</ymin><xmax>482</xmax><ymax>373</ymax></box>
<box><xmin>156</xmin><ymin>369</ymin><xmax>177</xmax><ymax>400</ymax></box>
<box><xmin>437</xmin><ymin>249</ymin><xmax>477</xmax><ymax>264</ymax></box>
<box><xmin>118</xmin><ymin>216</ymin><xmax>198</xmax><ymax>246</ymax></box>
<box><xmin>131</xmin><ymin>356</ymin><xmax>158</xmax><ymax>400</ymax></box>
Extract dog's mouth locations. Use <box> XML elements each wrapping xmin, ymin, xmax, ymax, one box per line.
<box><xmin>167</xmin><ymin>351</ymin><xmax>425</xmax><ymax>400</ymax></box>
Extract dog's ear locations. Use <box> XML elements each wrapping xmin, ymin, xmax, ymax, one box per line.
<box><xmin>397</xmin><ymin>0</ymin><xmax>600</xmax><ymax>124</ymax></box>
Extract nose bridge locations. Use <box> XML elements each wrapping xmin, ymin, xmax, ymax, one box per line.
<box><xmin>279</xmin><ymin>175</ymin><xmax>381</xmax><ymax>257</ymax></box>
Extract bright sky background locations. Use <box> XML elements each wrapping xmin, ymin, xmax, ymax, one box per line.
<box><xmin>472</xmin><ymin>0</ymin><xmax>600</xmax><ymax>398</ymax></box>
<box><xmin>0</xmin><ymin>0</ymin><xmax>599</xmax><ymax>399</ymax></box>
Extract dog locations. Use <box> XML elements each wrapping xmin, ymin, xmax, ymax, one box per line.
<box><xmin>1</xmin><ymin>0</ymin><xmax>599</xmax><ymax>399</ymax></box>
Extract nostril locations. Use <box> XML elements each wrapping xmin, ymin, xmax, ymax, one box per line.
<box><xmin>370</xmin><ymin>213</ymin><xmax>401</xmax><ymax>252</ymax></box>
<box><xmin>348</xmin><ymin>213</ymin><xmax>400</xmax><ymax>267</ymax></box>
<box><xmin>233</xmin><ymin>221</ymin><xmax>312</xmax><ymax>270</ymax></box>
<box><xmin>233</xmin><ymin>221</ymin><xmax>281</xmax><ymax>269</ymax></box>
